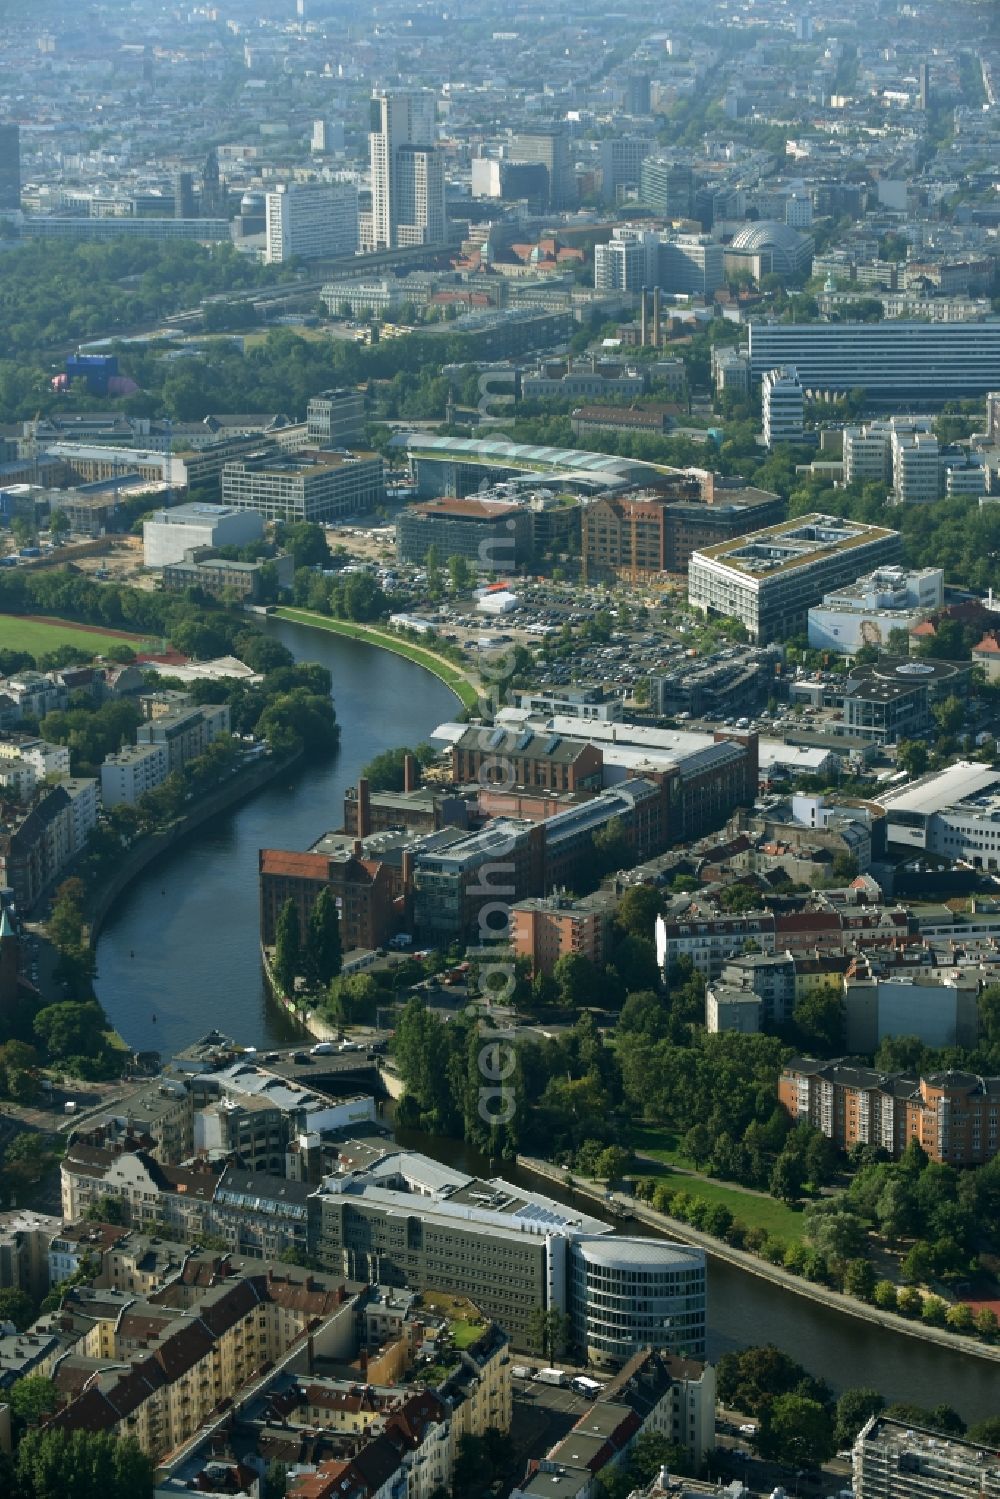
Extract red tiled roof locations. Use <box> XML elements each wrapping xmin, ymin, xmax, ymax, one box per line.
<box><xmin>260</xmin><ymin>850</ymin><xmax>331</xmax><ymax>880</ymax></box>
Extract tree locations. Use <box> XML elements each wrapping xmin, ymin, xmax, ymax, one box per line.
<box><xmin>525</xmin><ymin>1306</ymin><xmax>571</xmax><ymax>1362</ymax></box>
<box><xmin>803</xmin><ymin>1202</ymin><xmax>867</xmax><ymax>1263</ymax></box>
<box><xmin>759</xmin><ymin>1395</ymin><xmax>836</xmax><ymax>1469</ymax></box>
<box><xmin>945</xmin><ymin>1302</ymin><xmax>975</xmax><ymax>1334</ymax></box>
<box><xmin>17</xmin><ymin>1427</ymin><xmax>153</xmax><ymax>1499</ymax></box>
<box><xmin>872</xmin><ymin>1279</ymin><xmax>897</xmax><ymax>1311</ymax></box>
<box><xmin>305</xmin><ymin>888</ymin><xmax>342</xmax><ymax>988</ymax></box>
<box><xmin>33</xmin><ymin>1002</ymin><xmax>107</xmax><ymax>1062</ymax></box>
<box><xmin>447</xmin><ymin>554</ymin><xmax>473</xmax><ymax>592</ymax></box>
<box><xmin>275</xmin><ymin>521</ymin><xmax>330</xmax><ymax>570</ymax></box>
<box><xmin>770</xmin><ymin>1149</ymin><xmax>805</xmax><ymax>1203</ymax></box>
<box><xmin>360</xmin><ymin>745</ymin><xmax>430</xmax><ymax>793</ymax></box>
<box><xmin>975</xmin><ymin>1307</ymin><xmax>999</xmax><ymax>1341</ymax></box>
<box><xmin>425</xmin><ymin>544</ymin><xmax>442</xmax><ymax>597</ymax></box>
<box><xmin>682</xmin><ymin>1123</ymin><xmax>713</xmax><ymax>1168</ymax></box>
<box><xmin>842</xmin><ymin>1259</ymin><xmax>876</xmax><ymax>1301</ymax></box>
<box><xmin>897</xmin><ymin>739</ymin><xmax>929</xmax><ymax>778</ymax></box>
<box><xmin>0</xmin><ymin>1286</ymin><xmax>33</xmax><ymax>1330</ymax></box>
<box><xmin>595</xmin><ymin>1145</ymin><xmax>629</xmax><ymax>1183</ymax></box>
<box><xmin>85</xmin><ymin>1194</ymin><xmax>125</xmax><ymax>1225</ymax></box>
<box><xmin>273</xmin><ymin>899</ymin><xmax>301</xmax><ymax>998</ymax></box>
<box><xmin>932</xmin><ymin>694</ymin><xmax>965</xmax><ymax>736</ymax></box>
<box><xmin>48</xmin><ymin>510</ymin><xmax>70</xmax><ymax>541</ymax></box>
<box><xmin>968</xmin><ymin>1417</ymin><xmax>1000</xmax><ymax>1447</ymax></box>
<box><xmin>9</xmin><ymin>1375</ymin><xmax>58</xmax><ymax>1425</ymax></box>
<box><xmin>615</xmin><ymin>885</ymin><xmax>663</xmax><ymax>939</ymax></box>
<box><xmin>834</xmin><ymin>1388</ymin><xmax>886</xmax><ymax>1447</ymax></box>
<box><xmin>552</xmin><ymin>951</ymin><xmax>601</xmax><ymax>1010</ymax></box>
<box><xmin>793</xmin><ymin>987</ymin><xmax>843</xmax><ymax>1053</ymax></box>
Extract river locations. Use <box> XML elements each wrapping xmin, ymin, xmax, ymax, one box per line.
<box><xmin>95</xmin><ymin>616</ymin><xmax>1000</xmax><ymax>1423</ymax></box>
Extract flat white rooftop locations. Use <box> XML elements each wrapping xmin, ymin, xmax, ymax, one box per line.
<box><xmin>880</xmin><ymin>760</ymin><xmax>1000</xmax><ymax>817</ymax></box>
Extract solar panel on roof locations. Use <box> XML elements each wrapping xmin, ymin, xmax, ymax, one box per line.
<box><xmin>516</xmin><ymin>730</ymin><xmax>534</xmax><ymax>751</ymax></box>
<box><xmin>545</xmin><ymin>735</ymin><xmax>561</xmax><ymax>753</ymax></box>
<box><xmin>488</xmin><ymin>726</ymin><xmax>506</xmax><ymax>748</ymax></box>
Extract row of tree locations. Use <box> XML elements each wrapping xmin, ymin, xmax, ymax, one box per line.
<box><xmin>272</xmin><ymin>891</ymin><xmax>343</xmax><ymax>997</ymax></box>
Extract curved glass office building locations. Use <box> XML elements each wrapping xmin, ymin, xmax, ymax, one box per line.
<box><xmin>570</xmin><ymin>1237</ymin><xmax>707</xmax><ymax>1368</ymax></box>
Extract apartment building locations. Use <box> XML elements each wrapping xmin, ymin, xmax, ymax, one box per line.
<box><xmin>0</xmin><ymin>780</ymin><xmax>98</xmax><ymax>908</ymax></box>
<box><xmin>136</xmin><ymin>703</ymin><xmax>230</xmax><ymax>774</ymax></box>
<box><xmin>688</xmin><ymin>513</ymin><xmax>903</xmax><ymax>641</ymax></box>
<box><xmin>779</xmin><ymin>1058</ymin><xmax>1000</xmax><ymax>1164</ymax></box>
<box><xmin>222</xmin><ymin>449</ymin><xmax>385</xmax><ymax>523</ymax></box>
<box><xmin>46</xmin><ymin>1267</ymin><xmax>355</xmax><ymax>1458</ymax></box>
<box><xmin>100</xmin><ymin>744</ymin><xmax>169</xmax><ymax>807</ymax></box>
<box><xmin>510</xmin><ymin>892</ymin><xmax>617</xmax><ymax>975</ymax></box>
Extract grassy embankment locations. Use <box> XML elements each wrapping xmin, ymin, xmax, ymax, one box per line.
<box><xmin>274</xmin><ymin>608</ymin><xmax>480</xmax><ymax>710</ymax></box>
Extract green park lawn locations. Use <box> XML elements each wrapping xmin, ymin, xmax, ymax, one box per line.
<box><xmin>0</xmin><ymin>614</ymin><xmax>152</xmax><ymax>660</ymax></box>
<box><xmin>629</xmin><ymin>1124</ymin><xmax>806</xmax><ymax>1243</ymax></box>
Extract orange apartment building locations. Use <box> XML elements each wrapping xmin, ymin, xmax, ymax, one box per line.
<box><xmin>510</xmin><ymin>891</ymin><xmax>618</xmax><ymax>975</ymax></box>
<box><xmin>779</xmin><ymin>1057</ymin><xmax>1000</xmax><ymax>1165</ymax></box>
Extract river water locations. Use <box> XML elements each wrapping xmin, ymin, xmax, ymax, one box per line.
<box><xmin>95</xmin><ymin>617</ymin><xmax>1000</xmax><ymax>1422</ymax></box>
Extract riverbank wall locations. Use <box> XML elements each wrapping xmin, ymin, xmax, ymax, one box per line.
<box><xmin>87</xmin><ymin>750</ymin><xmax>303</xmax><ymax>942</ymax></box>
<box><xmin>518</xmin><ymin>1153</ymin><xmax>1000</xmax><ymax>1369</ymax></box>
<box><xmin>272</xmin><ymin>608</ymin><xmax>479</xmax><ymax>711</ymax></box>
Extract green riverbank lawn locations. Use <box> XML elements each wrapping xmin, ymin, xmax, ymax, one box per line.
<box><xmin>631</xmin><ymin>1128</ymin><xmax>806</xmax><ymax>1242</ymax></box>
<box><xmin>273</xmin><ymin>609</ymin><xmax>480</xmax><ymax>709</ymax></box>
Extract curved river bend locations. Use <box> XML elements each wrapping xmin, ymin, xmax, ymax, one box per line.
<box><xmin>96</xmin><ymin>616</ymin><xmax>1000</xmax><ymax>1422</ymax></box>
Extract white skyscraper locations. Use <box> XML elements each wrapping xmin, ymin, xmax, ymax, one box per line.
<box><xmin>369</xmin><ymin>90</ymin><xmax>445</xmax><ymax>249</ymax></box>
<box><xmin>265</xmin><ymin>182</ymin><xmax>358</xmax><ymax>264</ymax></box>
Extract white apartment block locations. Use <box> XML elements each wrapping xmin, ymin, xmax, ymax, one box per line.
<box><xmin>265</xmin><ymin>181</ymin><xmax>359</xmax><ymax>264</ymax></box>
<box><xmin>762</xmin><ymin>365</ymin><xmax>804</xmax><ymax>448</ymax></box>
<box><xmin>136</xmin><ymin>705</ymin><xmax>231</xmax><ymax>775</ymax></box>
<box><xmin>101</xmin><ymin>744</ymin><xmax>170</xmax><ymax>807</ymax></box>
<box><xmin>891</xmin><ymin>428</ymin><xmax>939</xmax><ymax>504</ymax></box>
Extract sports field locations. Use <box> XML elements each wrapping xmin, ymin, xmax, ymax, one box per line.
<box><xmin>0</xmin><ymin>614</ymin><xmax>154</xmax><ymax>660</ymax></box>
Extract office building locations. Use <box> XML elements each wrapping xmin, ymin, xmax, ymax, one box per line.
<box><xmin>162</xmin><ymin>550</ymin><xmax>293</xmax><ymax>603</ymax></box>
<box><xmin>839</xmin><ymin>656</ymin><xmax>968</xmax><ymax>746</ymax></box>
<box><xmin>21</xmin><ymin>216</ymin><xmax>232</xmax><ymax>243</ymax></box>
<box><xmin>660</xmin><ymin>235</ymin><xmax>726</xmax><ymax>296</ymax></box>
<box><xmin>880</xmin><ymin>759</ymin><xmax>1000</xmax><ymax>867</ymax></box>
<box><xmin>221</xmin><ymin>449</ymin><xmax>384</xmax><ymax>523</ymax></box>
<box><xmin>762</xmin><ymin>366</ymin><xmax>804</xmax><ymax>448</ymax></box>
<box><xmin>0</xmin><ymin>123</ymin><xmax>20</xmax><ymax>211</ymax></box>
<box><xmin>785</xmin><ymin>192</ymin><xmax>813</xmax><ymax>229</ymax></box>
<box><xmin>780</xmin><ymin>1058</ymin><xmax>1000</xmax><ymax>1165</ymax></box>
<box><xmin>585</xmin><ymin>482</ymin><xmax>783</xmax><ymax>581</ymax></box>
<box><xmin>625</xmin><ymin>74</ymin><xmax>651</xmax><ymax>115</ymax></box>
<box><xmin>510</xmin><ymin>126</ymin><xmax>575</xmax><ymax>211</ymax></box>
<box><xmin>640</xmin><ymin>157</ymin><xmax>693</xmax><ymax>219</ymax></box>
<box><xmin>748</xmin><ymin>321</ymin><xmax>1000</xmax><ymax>400</ymax></box>
<box><xmin>689</xmin><ymin>513</ymin><xmax>902</xmax><ymax>642</ymax></box>
<box><xmin>594</xmin><ymin>230</ymin><xmax>658</xmax><ymax>292</ymax></box>
<box><xmin>599</xmin><ymin>138</ymin><xmax>652</xmax><ymax>203</ymax></box>
<box><xmin>173</xmin><ymin>170</ymin><xmax>196</xmax><ymax>219</ymax></box>
<box><xmin>370</xmin><ymin>90</ymin><xmax>445</xmax><ymax>249</ymax></box>
<box><xmin>143</xmin><ymin>502</ymin><xmax>264</xmax><ymax>569</ymax></box>
<box><xmin>100</xmin><ymin>744</ymin><xmax>169</xmax><ymax>808</ymax></box>
<box><xmin>396</xmin><ymin>496</ymin><xmax>535</xmax><ymax>571</ymax></box>
<box><xmin>807</xmin><ymin>566</ymin><xmax>943</xmax><ymax>654</ymax></box>
<box><xmin>306</xmin><ymin>387</ymin><xmax>366</xmax><ymax>447</ymax></box>
<box><xmin>311</xmin><ymin>1149</ymin><xmax>706</xmax><ymax>1363</ymax></box>
<box><xmin>853</xmin><ymin>1417</ymin><xmax>1000</xmax><ymax>1499</ymax></box>
<box><xmin>265</xmin><ymin>181</ymin><xmax>358</xmax><ymax>264</ymax></box>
